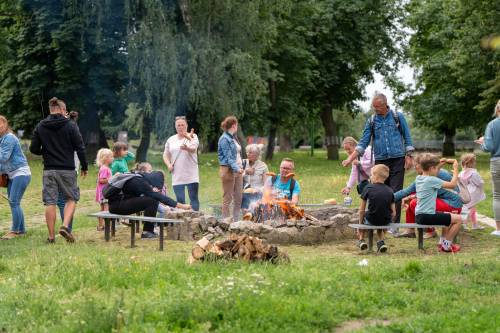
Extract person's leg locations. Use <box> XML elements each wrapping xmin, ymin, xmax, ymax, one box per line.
<box><xmin>172</xmin><ymin>184</ymin><xmax>186</xmax><ymax>204</ymax></box>
<box><xmin>57</xmin><ymin>192</ymin><xmax>65</xmax><ymax>222</ymax></box>
<box><xmin>109</xmin><ymin>197</ymin><xmax>159</xmax><ymax>233</ymax></box>
<box><xmin>490</xmin><ymin>160</ymin><xmax>500</xmax><ymax>234</ymax></box>
<box><xmin>45</xmin><ymin>205</ymin><xmax>57</xmax><ymax>240</ymax></box>
<box><xmin>220</xmin><ymin>167</ymin><xmax>235</xmax><ymax>218</ymax></box>
<box><xmin>406</xmin><ymin>198</ymin><xmax>417</xmax><ymax>224</ymax></box>
<box><xmin>63</xmin><ymin>200</ymin><xmax>76</xmax><ymax>229</ymax></box>
<box><xmin>443</xmin><ymin>214</ymin><xmax>462</xmax><ymax>242</ymax></box>
<box><xmin>233</xmin><ymin>172</ymin><xmax>243</xmax><ymax>220</ymax></box>
<box><xmin>98</xmin><ymin>203</ymin><xmax>106</xmax><ymax>230</ymax></box>
<box><xmin>187</xmin><ymin>182</ymin><xmax>200</xmax><ymax>211</ymax></box>
<box><xmin>42</xmin><ymin>171</ymin><xmax>59</xmax><ymax>240</ymax></box>
<box><xmin>7</xmin><ymin>175</ymin><xmax>30</xmax><ymax>234</ymax></box>
<box><xmin>387</xmin><ymin>158</ymin><xmax>406</xmax><ymax>223</ymax></box>
<box><xmin>376</xmin><ymin>229</ymin><xmax>384</xmax><ymax>240</ymax></box>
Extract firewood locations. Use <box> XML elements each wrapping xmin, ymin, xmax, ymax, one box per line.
<box><xmin>191</xmin><ymin>245</ymin><xmax>206</xmax><ymax>260</ymax></box>
<box><xmin>196</xmin><ymin>236</ymin><xmax>211</xmax><ymax>250</ymax></box>
<box><xmin>231</xmin><ymin>235</ymin><xmax>248</xmax><ymax>253</ymax></box>
<box><xmin>244</xmin><ymin>237</ymin><xmax>256</xmax><ymax>253</ymax></box>
<box><xmin>187</xmin><ymin>255</ymin><xmax>196</xmax><ymax>265</ymax></box>
<box><xmin>218</xmin><ymin>239</ymin><xmax>235</xmax><ymax>251</ymax></box>
<box><xmin>304</xmin><ymin>213</ymin><xmax>319</xmax><ymax>221</ymax></box>
<box><xmin>209</xmin><ymin>244</ymin><xmax>224</xmax><ymax>256</ymax></box>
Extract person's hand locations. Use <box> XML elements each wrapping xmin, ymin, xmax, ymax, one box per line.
<box><xmin>245</xmin><ymin>167</ymin><xmax>255</xmax><ymax>175</ymax></box>
<box><xmin>453</xmin><ymin>159</ymin><xmax>459</xmax><ymax>170</ymax></box>
<box><xmin>342</xmin><ymin>159</ymin><xmax>352</xmax><ymax>167</ymax></box>
<box><xmin>341</xmin><ymin>187</ymin><xmax>351</xmax><ymax>195</ymax></box>
<box><xmin>81</xmin><ymin>170</ymin><xmax>88</xmax><ymax>178</ymax></box>
<box><xmin>152</xmin><ymin>187</ymin><xmax>160</xmax><ymax>192</ymax></box>
<box><xmin>167</xmin><ymin>164</ymin><xmax>174</xmax><ymax>172</ymax></box>
<box><xmin>405</xmin><ymin>155</ymin><xmax>414</xmax><ymax>170</ymax></box>
<box><xmin>475</xmin><ymin>136</ymin><xmax>484</xmax><ymax>145</ymax></box>
<box><xmin>351</xmin><ymin>159</ymin><xmax>359</xmax><ymax>166</ymax></box>
<box><xmin>238</xmin><ymin>168</ymin><xmax>244</xmax><ymax>174</ymax></box>
<box><xmin>180</xmin><ymin>144</ymin><xmax>189</xmax><ymax>151</ymax></box>
<box><xmin>177</xmin><ymin>203</ymin><xmax>191</xmax><ymax>210</ymax></box>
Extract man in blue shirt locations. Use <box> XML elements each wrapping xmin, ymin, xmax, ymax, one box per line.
<box><xmin>342</xmin><ymin>93</ymin><xmax>414</xmax><ymax>225</ymax></box>
<box><xmin>265</xmin><ymin>158</ymin><xmax>300</xmax><ymax>204</ymax></box>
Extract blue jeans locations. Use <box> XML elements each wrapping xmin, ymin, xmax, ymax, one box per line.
<box><xmin>173</xmin><ymin>183</ymin><xmax>199</xmax><ymax>211</ymax></box>
<box><xmin>57</xmin><ymin>192</ymin><xmax>73</xmax><ymax>232</ymax></box>
<box><xmin>7</xmin><ymin>175</ymin><xmax>31</xmax><ymax>233</ymax></box>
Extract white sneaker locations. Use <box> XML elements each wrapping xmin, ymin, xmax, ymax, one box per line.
<box><xmin>491</xmin><ymin>230</ymin><xmax>500</xmax><ymax>237</ymax></box>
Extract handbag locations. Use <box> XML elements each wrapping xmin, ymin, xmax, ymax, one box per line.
<box><xmin>0</xmin><ymin>174</ymin><xmax>8</xmax><ymax>187</ymax></box>
<box><xmin>355</xmin><ymin>157</ymin><xmax>370</xmax><ymax>195</ymax></box>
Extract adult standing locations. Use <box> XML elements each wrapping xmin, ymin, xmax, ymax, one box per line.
<box><xmin>29</xmin><ymin>97</ymin><xmax>88</xmax><ymax>243</ymax></box>
<box><xmin>342</xmin><ymin>93</ymin><xmax>414</xmax><ymax>226</ymax></box>
<box><xmin>241</xmin><ymin>144</ymin><xmax>269</xmax><ymax>209</ymax></box>
<box><xmin>218</xmin><ymin>116</ymin><xmax>243</xmax><ymax>220</ymax></box>
<box><xmin>163</xmin><ymin>116</ymin><xmax>200</xmax><ymax>211</ymax></box>
<box><xmin>0</xmin><ymin>116</ymin><xmax>31</xmax><ymax>239</ymax></box>
<box><xmin>475</xmin><ymin>100</ymin><xmax>500</xmax><ymax>236</ymax></box>
<box><xmin>341</xmin><ymin>137</ymin><xmax>373</xmax><ymax>196</ymax></box>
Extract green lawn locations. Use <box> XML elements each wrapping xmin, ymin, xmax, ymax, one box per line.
<box><xmin>0</xmin><ymin>150</ymin><xmax>499</xmax><ymax>332</ymax></box>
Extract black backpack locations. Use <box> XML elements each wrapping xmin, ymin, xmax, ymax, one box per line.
<box><xmin>102</xmin><ymin>173</ymin><xmax>142</xmax><ymax>200</ymax></box>
<box><xmin>271</xmin><ymin>175</ymin><xmax>296</xmax><ymax>200</ymax></box>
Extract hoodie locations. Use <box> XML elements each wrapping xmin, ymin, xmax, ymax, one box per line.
<box><xmin>458</xmin><ymin>168</ymin><xmax>486</xmax><ymax>208</ymax></box>
<box><xmin>30</xmin><ymin>113</ymin><xmax>88</xmax><ymax>171</ymax></box>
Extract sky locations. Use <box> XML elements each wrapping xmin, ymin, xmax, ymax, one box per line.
<box><xmin>356</xmin><ymin>64</ymin><xmax>415</xmax><ymax>112</ymax></box>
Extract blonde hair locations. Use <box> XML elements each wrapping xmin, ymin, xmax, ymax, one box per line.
<box><xmin>371</xmin><ymin>164</ymin><xmax>389</xmax><ymax>181</ymax></box>
<box><xmin>495</xmin><ymin>100</ymin><xmax>500</xmax><ymax>117</ymax></box>
<box><xmin>96</xmin><ymin>148</ymin><xmax>113</xmax><ymax>167</ymax></box>
<box><xmin>0</xmin><ymin>115</ymin><xmax>12</xmax><ymax>134</ymax></box>
<box><xmin>461</xmin><ymin>153</ymin><xmax>476</xmax><ymax>168</ymax></box>
<box><xmin>134</xmin><ymin>162</ymin><xmax>153</xmax><ymax>173</ymax></box>
<box><xmin>245</xmin><ymin>143</ymin><xmax>262</xmax><ymax>156</ymax></box>
<box><xmin>342</xmin><ymin>136</ymin><xmax>358</xmax><ymax>147</ymax></box>
<box><xmin>419</xmin><ymin>153</ymin><xmax>440</xmax><ymax>171</ymax></box>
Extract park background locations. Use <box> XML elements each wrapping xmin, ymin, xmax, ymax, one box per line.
<box><xmin>0</xmin><ymin>1</ymin><xmax>499</xmax><ymax>332</ymax></box>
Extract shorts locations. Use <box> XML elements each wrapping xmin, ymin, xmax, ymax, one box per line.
<box><xmin>364</xmin><ymin>217</ymin><xmax>390</xmax><ymax>227</ymax></box>
<box><xmin>415</xmin><ymin>213</ymin><xmax>451</xmax><ymax>226</ymax></box>
<box><xmin>43</xmin><ymin>170</ymin><xmax>80</xmax><ymax>205</ymax></box>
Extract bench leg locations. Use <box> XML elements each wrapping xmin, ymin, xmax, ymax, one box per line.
<box><xmin>135</xmin><ymin>220</ymin><xmax>140</xmax><ymax>234</ymax></box>
<box><xmin>418</xmin><ymin>228</ymin><xmax>424</xmax><ymax>250</ymax></box>
<box><xmin>368</xmin><ymin>230</ymin><xmax>374</xmax><ymax>252</ymax></box>
<box><xmin>104</xmin><ymin>218</ymin><xmax>111</xmax><ymax>241</ymax></box>
<box><xmin>130</xmin><ymin>221</ymin><xmax>136</xmax><ymax>248</ymax></box>
<box><xmin>111</xmin><ymin>219</ymin><xmax>116</xmax><ymax>237</ymax></box>
<box><xmin>159</xmin><ymin>223</ymin><xmax>164</xmax><ymax>251</ymax></box>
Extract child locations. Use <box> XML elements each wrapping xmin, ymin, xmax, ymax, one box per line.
<box><xmin>358</xmin><ymin>164</ymin><xmax>395</xmax><ymax>253</ymax></box>
<box><xmin>415</xmin><ymin>153</ymin><xmax>462</xmax><ymax>252</ymax></box>
<box><xmin>111</xmin><ymin>142</ymin><xmax>135</xmax><ymax>175</ymax></box>
<box><xmin>459</xmin><ymin>153</ymin><xmax>486</xmax><ymax>230</ymax></box>
<box><xmin>95</xmin><ymin>148</ymin><xmax>114</xmax><ymax>230</ymax></box>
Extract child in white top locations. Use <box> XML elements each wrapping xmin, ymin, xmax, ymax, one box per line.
<box><xmin>459</xmin><ymin>153</ymin><xmax>486</xmax><ymax>230</ymax></box>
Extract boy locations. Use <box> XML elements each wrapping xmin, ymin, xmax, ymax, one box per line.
<box><xmin>358</xmin><ymin>164</ymin><xmax>395</xmax><ymax>253</ymax></box>
<box><xmin>415</xmin><ymin>153</ymin><xmax>462</xmax><ymax>252</ymax></box>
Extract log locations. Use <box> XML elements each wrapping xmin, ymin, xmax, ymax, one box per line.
<box><xmin>196</xmin><ymin>236</ymin><xmax>211</xmax><ymax>250</ymax></box>
<box><xmin>187</xmin><ymin>255</ymin><xmax>196</xmax><ymax>265</ymax></box>
<box><xmin>192</xmin><ymin>245</ymin><xmax>206</xmax><ymax>260</ymax></box>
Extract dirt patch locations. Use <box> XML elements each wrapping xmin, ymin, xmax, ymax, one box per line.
<box><xmin>335</xmin><ymin>319</ymin><xmax>392</xmax><ymax>333</ymax></box>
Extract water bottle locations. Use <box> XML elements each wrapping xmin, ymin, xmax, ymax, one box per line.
<box><xmin>343</xmin><ymin>196</ymin><xmax>352</xmax><ymax>206</ymax></box>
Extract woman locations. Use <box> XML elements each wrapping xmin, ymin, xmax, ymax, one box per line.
<box><xmin>163</xmin><ymin>116</ymin><xmax>200</xmax><ymax>210</ymax></box>
<box><xmin>476</xmin><ymin>100</ymin><xmax>500</xmax><ymax>236</ymax></box>
<box><xmin>341</xmin><ymin>137</ymin><xmax>373</xmax><ymax>196</ymax></box>
<box><xmin>108</xmin><ymin>170</ymin><xmax>191</xmax><ymax>239</ymax></box>
<box><xmin>242</xmin><ymin>144</ymin><xmax>268</xmax><ymax>210</ymax></box>
<box><xmin>0</xmin><ymin>116</ymin><xmax>31</xmax><ymax>239</ymax></box>
<box><xmin>217</xmin><ymin>116</ymin><xmax>243</xmax><ymax>220</ymax></box>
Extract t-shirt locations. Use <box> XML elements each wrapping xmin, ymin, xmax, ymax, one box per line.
<box><xmin>360</xmin><ymin>183</ymin><xmax>394</xmax><ymax>225</ymax></box>
<box><xmin>415</xmin><ymin>175</ymin><xmax>444</xmax><ymax>215</ymax></box>
<box><xmin>164</xmin><ymin>134</ymin><xmax>199</xmax><ymax>186</ymax></box>
<box><xmin>96</xmin><ymin>165</ymin><xmax>112</xmax><ymax>202</ymax></box>
<box><xmin>111</xmin><ymin>151</ymin><xmax>135</xmax><ymax>175</ymax></box>
<box><xmin>266</xmin><ymin>175</ymin><xmax>301</xmax><ymax>200</ymax></box>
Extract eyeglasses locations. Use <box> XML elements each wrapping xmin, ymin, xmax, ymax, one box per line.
<box><xmin>175</xmin><ymin>116</ymin><xmax>186</xmax><ymax>120</ymax></box>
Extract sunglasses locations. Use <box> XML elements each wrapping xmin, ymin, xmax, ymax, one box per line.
<box><xmin>175</xmin><ymin>116</ymin><xmax>187</xmax><ymax>120</ymax></box>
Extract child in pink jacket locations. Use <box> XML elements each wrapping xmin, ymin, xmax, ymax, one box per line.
<box><xmin>459</xmin><ymin>153</ymin><xmax>486</xmax><ymax>230</ymax></box>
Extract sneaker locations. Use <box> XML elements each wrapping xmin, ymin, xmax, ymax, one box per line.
<box><xmin>397</xmin><ymin>232</ymin><xmax>416</xmax><ymax>238</ymax></box>
<box><xmin>491</xmin><ymin>230</ymin><xmax>500</xmax><ymax>237</ymax></box>
<box><xmin>141</xmin><ymin>231</ymin><xmax>158</xmax><ymax>239</ymax></box>
<box><xmin>423</xmin><ymin>231</ymin><xmax>437</xmax><ymax>239</ymax></box>
<box><xmin>58</xmin><ymin>226</ymin><xmax>75</xmax><ymax>243</ymax></box>
<box><xmin>377</xmin><ymin>240</ymin><xmax>388</xmax><ymax>253</ymax></box>
<box><xmin>357</xmin><ymin>239</ymin><xmax>368</xmax><ymax>251</ymax></box>
<box><xmin>439</xmin><ymin>243</ymin><xmax>461</xmax><ymax>253</ymax></box>
<box><xmin>471</xmin><ymin>225</ymin><xmax>485</xmax><ymax>230</ymax></box>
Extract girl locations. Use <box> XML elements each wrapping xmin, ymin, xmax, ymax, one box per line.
<box><xmin>96</xmin><ymin>148</ymin><xmax>114</xmax><ymax>230</ymax></box>
<box><xmin>459</xmin><ymin>153</ymin><xmax>486</xmax><ymax>230</ymax></box>
<box><xmin>111</xmin><ymin>142</ymin><xmax>135</xmax><ymax>175</ymax></box>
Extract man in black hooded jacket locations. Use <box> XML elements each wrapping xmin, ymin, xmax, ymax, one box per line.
<box><xmin>30</xmin><ymin>97</ymin><xmax>88</xmax><ymax>243</ymax></box>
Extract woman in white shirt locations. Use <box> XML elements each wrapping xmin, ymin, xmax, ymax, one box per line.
<box><xmin>163</xmin><ymin>116</ymin><xmax>200</xmax><ymax>210</ymax></box>
<box><xmin>242</xmin><ymin>144</ymin><xmax>268</xmax><ymax>210</ymax></box>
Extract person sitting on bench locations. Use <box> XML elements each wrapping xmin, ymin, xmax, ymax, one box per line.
<box><xmin>108</xmin><ymin>169</ymin><xmax>191</xmax><ymax>239</ymax></box>
<box><xmin>358</xmin><ymin>164</ymin><xmax>395</xmax><ymax>253</ymax></box>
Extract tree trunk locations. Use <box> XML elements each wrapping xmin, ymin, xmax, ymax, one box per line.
<box><xmin>442</xmin><ymin>128</ymin><xmax>456</xmax><ymax>157</ymax></box>
<box><xmin>265</xmin><ymin>79</ymin><xmax>278</xmax><ymax>161</ymax></box>
<box><xmin>78</xmin><ymin>106</ymin><xmax>106</xmax><ymax>160</ymax></box>
<box><xmin>320</xmin><ymin>100</ymin><xmax>339</xmax><ymax>160</ymax></box>
<box><xmin>136</xmin><ymin>113</ymin><xmax>153</xmax><ymax>162</ymax></box>
<box><xmin>279</xmin><ymin>132</ymin><xmax>293</xmax><ymax>152</ymax></box>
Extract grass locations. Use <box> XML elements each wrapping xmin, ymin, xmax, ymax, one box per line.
<box><xmin>0</xmin><ymin>149</ymin><xmax>499</xmax><ymax>332</ymax></box>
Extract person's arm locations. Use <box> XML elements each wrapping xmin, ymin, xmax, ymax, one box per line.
<box><xmin>29</xmin><ymin>126</ymin><xmax>42</xmax><ymax>155</ymax></box>
<box><xmin>441</xmin><ymin>160</ymin><xmax>459</xmax><ymax>189</ymax></box>
<box><xmin>69</xmin><ymin>123</ymin><xmax>88</xmax><ymax>173</ymax></box>
<box><xmin>394</xmin><ymin>182</ymin><xmax>416</xmax><ymax>202</ymax></box>
<box><xmin>470</xmin><ymin>171</ymin><xmax>484</xmax><ymax>187</ymax></box>
<box><xmin>359</xmin><ymin>199</ymin><xmax>367</xmax><ymax>224</ymax></box>
<box><xmin>98</xmin><ymin>168</ymin><xmax>111</xmax><ymax>184</ymax></box>
<box><xmin>398</xmin><ymin>112</ymin><xmax>415</xmax><ymax>154</ymax></box>
<box><xmin>163</xmin><ymin>141</ymin><xmax>173</xmax><ymax>172</ymax></box>
<box><xmin>342</xmin><ymin>165</ymin><xmax>358</xmax><ymax>195</ymax></box>
<box><xmin>291</xmin><ymin>181</ymin><xmax>300</xmax><ymax>204</ymax></box>
<box><xmin>182</xmin><ymin>134</ymin><xmax>199</xmax><ymax>154</ymax></box>
<box><xmin>391</xmin><ymin>202</ymin><xmax>396</xmax><ymax>220</ymax></box>
<box><xmin>0</xmin><ymin>135</ymin><xmax>15</xmax><ymax>164</ymax></box>
<box><xmin>124</xmin><ymin>151</ymin><xmax>135</xmax><ymax>162</ymax></box>
<box><xmin>481</xmin><ymin>122</ymin><xmax>494</xmax><ymax>152</ymax></box>
<box><xmin>220</xmin><ymin>138</ymin><xmax>240</xmax><ymax>173</ymax></box>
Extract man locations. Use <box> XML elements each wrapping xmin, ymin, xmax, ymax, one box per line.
<box><xmin>265</xmin><ymin>158</ymin><xmax>300</xmax><ymax>204</ymax></box>
<box><xmin>30</xmin><ymin>97</ymin><xmax>88</xmax><ymax>243</ymax></box>
<box><xmin>342</xmin><ymin>93</ymin><xmax>414</xmax><ymax>227</ymax></box>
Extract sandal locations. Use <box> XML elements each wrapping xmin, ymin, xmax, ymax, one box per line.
<box><xmin>59</xmin><ymin>226</ymin><xmax>75</xmax><ymax>243</ymax></box>
<box><xmin>47</xmin><ymin>238</ymin><xmax>55</xmax><ymax>244</ymax></box>
<box><xmin>1</xmin><ymin>232</ymin><xmax>18</xmax><ymax>240</ymax></box>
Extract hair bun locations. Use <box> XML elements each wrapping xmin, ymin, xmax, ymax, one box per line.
<box><xmin>49</xmin><ymin>97</ymin><xmax>59</xmax><ymax>107</ymax></box>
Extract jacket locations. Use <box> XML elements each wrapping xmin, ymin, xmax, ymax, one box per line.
<box><xmin>356</xmin><ymin>109</ymin><xmax>414</xmax><ymax>161</ymax></box>
<box><xmin>29</xmin><ymin>114</ymin><xmax>88</xmax><ymax>171</ymax></box>
<box><xmin>218</xmin><ymin>132</ymin><xmax>240</xmax><ymax>172</ymax></box>
<box><xmin>0</xmin><ymin>133</ymin><xmax>28</xmax><ymax>174</ymax></box>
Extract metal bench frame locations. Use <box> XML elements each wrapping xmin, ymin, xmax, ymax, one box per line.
<box><xmin>348</xmin><ymin>223</ymin><xmax>446</xmax><ymax>251</ymax></box>
<box><xmin>89</xmin><ymin>211</ymin><xmax>183</xmax><ymax>251</ymax></box>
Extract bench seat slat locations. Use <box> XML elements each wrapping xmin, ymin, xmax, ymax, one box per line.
<box><xmin>348</xmin><ymin>223</ymin><xmax>445</xmax><ymax>230</ymax></box>
<box><xmin>88</xmin><ymin>211</ymin><xmax>183</xmax><ymax>223</ymax></box>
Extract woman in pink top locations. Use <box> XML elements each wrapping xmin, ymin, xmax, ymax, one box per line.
<box><xmin>341</xmin><ymin>137</ymin><xmax>374</xmax><ymax>195</ymax></box>
<box><xmin>163</xmin><ymin>116</ymin><xmax>200</xmax><ymax>210</ymax></box>
<box><xmin>459</xmin><ymin>153</ymin><xmax>486</xmax><ymax>229</ymax></box>
<box><xmin>95</xmin><ymin>148</ymin><xmax>113</xmax><ymax>230</ymax></box>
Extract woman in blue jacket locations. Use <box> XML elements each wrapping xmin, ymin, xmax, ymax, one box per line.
<box><xmin>218</xmin><ymin>116</ymin><xmax>243</xmax><ymax>220</ymax></box>
<box><xmin>0</xmin><ymin>116</ymin><xmax>31</xmax><ymax>239</ymax></box>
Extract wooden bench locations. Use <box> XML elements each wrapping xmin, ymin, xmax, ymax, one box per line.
<box><xmin>88</xmin><ymin>211</ymin><xmax>183</xmax><ymax>251</ymax></box>
<box><xmin>348</xmin><ymin>223</ymin><xmax>446</xmax><ymax>251</ymax></box>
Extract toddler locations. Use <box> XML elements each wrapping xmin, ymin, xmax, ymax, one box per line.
<box><xmin>95</xmin><ymin>148</ymin><xmax>114</xmax><ymax>230</ymax></box>
<box><xmin>459</xmin><ymin>153</ymin><xmax>486</xmax><ymax>230</ymax></box>
<box><xmin>111</xmin><ymin>142</ymin><xmax>135</xmax><ymax>175</ymax></box>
